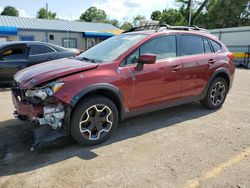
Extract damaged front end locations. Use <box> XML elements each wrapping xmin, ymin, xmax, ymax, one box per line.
<box><xmin>12</xmin><ymin>81</ymin><xmax>70</xmax><ymax>151</ymax></box>
<box><xmin>38</xmin><ymin>104</ymin><xmax>65</xmax><ymax>129</ymax></box>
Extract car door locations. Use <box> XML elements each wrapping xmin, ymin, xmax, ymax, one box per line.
<box><xmin>28</xmin><ymin>44</ymin><xmax>57</xmax><ymax>66</ymax></box>
<box><xmin>179</xmin><ymin>34</ymin><xmax>217</xmax><ymax>98</ymax></box>
<box><xmin>121</xmin><ymin>35</ymin><xmax>182</xmax><ymax>109</ymax></box>
<box><xmin>0</xmin><ymin>44</ymin><xmax>28</xmax><ymax>85</ymax></box>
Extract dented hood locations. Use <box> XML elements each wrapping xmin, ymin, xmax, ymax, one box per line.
<box><xmin>14</xmin><ymin>58</ymin><xmax>98</xmax><ymax>89</ymax></box>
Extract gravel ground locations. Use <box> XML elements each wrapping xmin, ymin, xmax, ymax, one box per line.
<box><xmin>0</xmin><ymin>68</ymin><xmax>249</xmax><ymax>188</ymax></box>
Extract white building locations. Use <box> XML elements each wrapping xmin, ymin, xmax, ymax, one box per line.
<box><xmin>210</xmin><ymin>26</ymin><xmax>250</xmax><ymax>67</ymax></box>
<box><xmin>0</xmin><ymin>15</ymin><xmax>122</xmax><ymax>51</ymax></box>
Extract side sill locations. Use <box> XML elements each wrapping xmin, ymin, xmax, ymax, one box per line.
<box><xmin>124</xmin><ymin>95</ymin><xmax>204</xmax><ymax>119</ymax></box>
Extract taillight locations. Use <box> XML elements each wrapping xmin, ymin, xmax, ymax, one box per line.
<box><xmin>227</xmin><ymin>52</ymin><xmax>234</xmax><ymax>60</ymax></box>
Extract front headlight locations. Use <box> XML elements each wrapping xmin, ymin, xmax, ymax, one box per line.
<box><xmin>25</xmin><ymin>81</ymin><xmax>65</xmax><ymax>100</ymax></box>
<box><xmin>53</xmin><ymin>82</ymin><xmax>65</xmax><ymax>93</ymax></box>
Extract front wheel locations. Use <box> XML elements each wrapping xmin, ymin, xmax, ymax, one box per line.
<box><xmin>71</xmin><ymin>95</ymin><xmax>118</xmax><ymax>146</ymax></box>
<box><xmin>201</xmin><ymin>77</ymin><xmax>229</xmax><ymax>109</ymax></box>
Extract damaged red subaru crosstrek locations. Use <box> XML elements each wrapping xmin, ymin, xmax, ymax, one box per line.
<box><xmin>12</xmin><ymin>25</ymin><xmax>235</xmax><ymax>149</ymax></box>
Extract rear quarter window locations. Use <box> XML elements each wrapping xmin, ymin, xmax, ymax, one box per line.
<box><xmin>203</xmin><ymin>38</ymin><xmax>213</xmax><ymax>53</ymax></box>
<box><xmin>209</xmin><ymin>40</ymin><xmax>221</xmax><ymax>52</ymax></box>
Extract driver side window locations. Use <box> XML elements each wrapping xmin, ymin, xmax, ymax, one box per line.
<box><xmin>125</xmin><ymin>50</ymin><xmax>139</xmax><ymax>66</ymax></box>
<box><xmin>0</xmin><ymin>46</ymin><xmax>26</xmax><ymax>61</ymax></box>
<box><xmin>123</xmin><ymin>35</ymin><xmax>177</xmax><ymax>66</ymax></box>
<box><xmin>141</xmin><ymin>35</ymin><xmax>176</xmax><ymax>60</ymax></box>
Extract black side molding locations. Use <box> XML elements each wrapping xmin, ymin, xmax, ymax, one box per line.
<box><xmin>70</xmin><ymin>83</ymin><xmax>126</xmax><ymax>121</ymax></box>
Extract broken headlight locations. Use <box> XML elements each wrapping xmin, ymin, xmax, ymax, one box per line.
<box><xmin>25</xmin><ymin>82</ymin><xmax>65</xmax><ymax>100</ymax></box>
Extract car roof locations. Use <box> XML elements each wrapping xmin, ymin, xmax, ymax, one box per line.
<box><xmin>123</xmin><ymin>29</ymin><xmax>219</xmax><ymax>42</ymax></box>
<box><xmin>0</xmin><ymin>41</ymin><xmax>45</xmax><ymax>46</ymax></box>
<box><xmin>0</xmin><ymin>41</ymin><xmax>69</xmax><ymax>52</ymax></box>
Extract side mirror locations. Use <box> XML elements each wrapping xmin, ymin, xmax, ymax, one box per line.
<box><xmin>135</xmin><ymin>53</ymin><xmax>156</xmax><ymax>71</ymax></box>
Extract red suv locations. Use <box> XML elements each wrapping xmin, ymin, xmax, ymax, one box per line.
<box><xmin>12</xmin><ymin>25</ymin><xmax>235</xmax><ymax>149</ymax></box>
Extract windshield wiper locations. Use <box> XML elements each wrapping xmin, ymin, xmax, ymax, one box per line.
<box><xmin>80</xmin><ymin>57</ymin><xmax>96</xmax><ymax>63</ymax></box>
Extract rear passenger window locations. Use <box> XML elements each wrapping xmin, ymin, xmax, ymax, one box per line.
<box><xmin>180</xmin><ymin>35</ymin><xmax>204</xmax><ymax>56</ymax></box>
<box><xmin>203</xmin><ymin>38</ymin><xmax>212</xmax><ymax>53</ymax></box>
<box><xmin>30</xmin><ymin>45</ymin><xmax>55</xmax><ymax>55</ymax></box>
<box><xmin>210</xmin><ymin>40</ymin><xmax>221</xmax><ymax>52</ymax></box>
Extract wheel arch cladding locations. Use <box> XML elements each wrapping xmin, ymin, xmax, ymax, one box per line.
<box><xmin>214</xmin><ymin>71</ymin><xmax>230</xmax><ymax>89</ymax></box>
<box><xmin>202</xmin><ymin>68</ymin><xmax>231</xmax><ymax>98</ymax></box>
<box><xmin>212</xmin><ymin>68</ymin><xmax>230</xmax><ymax>84</ymax></box>
<box><xmin>70</xmin><ymin>83</ymin><xmax>125</xmax><ymax>122</ymax></box>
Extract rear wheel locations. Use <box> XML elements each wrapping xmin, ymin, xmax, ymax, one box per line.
<box><xmin>71</xmin><ymin>95</ymin><xmax>118</xmax><ymax>146</ymax></box>
<box><xmin>201</xmin><ymin>77</ymin><xmax>228</xmax><ymax>109</ymax></box>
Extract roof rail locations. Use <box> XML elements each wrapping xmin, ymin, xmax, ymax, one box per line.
<box><xmin>123</xmin><ymin>24</ymin><xmax>170</xmax><ymax>33</ymax></box>
<box><xmin>124</xmin><ymin>24</ymin><xmax>210</xmax><ymax>34</ymax></box>
<box><xmin>166</xmin><ymin>25</ymin><xmax>210</xmax><ymax>33</ymax></box>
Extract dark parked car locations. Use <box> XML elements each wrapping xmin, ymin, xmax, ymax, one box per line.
<box><xmin>0</xmin><ymin>41</ymin><xmax>77</xmax><ymax>87</ymax></box>
<box><xmin>12</xmin><ymin>25</ymin><xmax>235</xmax><ymax>149</ymax></box>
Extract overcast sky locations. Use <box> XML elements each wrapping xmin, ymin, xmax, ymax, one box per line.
<box><xmin>0</xmin><ymin>0</ymin><xmax>177</xmax><ymax>22</ymax></box>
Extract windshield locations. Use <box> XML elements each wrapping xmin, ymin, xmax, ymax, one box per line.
<box><xmin>78</xmin><ymin>34</ymin><xmax>147</xmax><ymax>62</ymax></box>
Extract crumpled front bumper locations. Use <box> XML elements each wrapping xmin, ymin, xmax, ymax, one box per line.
<box><xmin>11</xmin><ymin>89</ymin><xmax>68</xmax><ymax>150</ymax></box>
<box><xmin>12</xmin><ymin>92</ymin><xmax>43</xmax><ymax>120</ymax></box>
<box><xmin>12</xmin><ymin>90</ymin><xmax>66</xmax><ymax>128</ymax></box>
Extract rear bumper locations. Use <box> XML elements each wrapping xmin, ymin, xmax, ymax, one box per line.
<box><xmin>12</xmin><ymin>92</ymin><xmax>43</xmax><ymax>119</ymax></box>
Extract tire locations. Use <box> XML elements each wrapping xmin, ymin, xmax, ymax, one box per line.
<box><xmin>201</xmin><ymin>77</ymin><xmax>229</xmax><ymax>109</ymax></box>
<box><xmin>71</xmin><ymin>95</ymin><xmax>118</xmax><ymax>146</ymax></box>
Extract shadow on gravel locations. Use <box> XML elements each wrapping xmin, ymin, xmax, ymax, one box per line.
<box><xmin>0</xmin><ymin>88</ymin><xmax>11</xmax><ymax>92</ymax></box>
<box><xmin>0</xmin><ymin>102</ymin><xmax>217</xmax><ymax>176</ymax></box>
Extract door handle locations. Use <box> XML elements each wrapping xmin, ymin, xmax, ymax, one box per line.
<box><xmin>170</xmin><ymin>65</ymin><xmax>181</xmax><ymax>72</ymax></box>
<box><xmin>208</xmin><ymin>59</ymin><xmax>216</xmax><ymax>64</ymax></box>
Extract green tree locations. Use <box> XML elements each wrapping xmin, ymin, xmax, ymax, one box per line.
<box><xmin>150</xmin><ymin>0</ymin><xmax>250</xmax><ymax>29</ymax></box>
<box><xmin>133</xmin><ymin>15</ymin><xmax>146</xmax><ymax>26</ymax></box>
<box><xmin>176</xmin><ymin>0</ymin><xmax>210</xmax><ymax>25</ymax></box>
<box><xmin>207</xmin><ymin>0</ymin><xmax>250</xmax><ymax>28</ymax></box>
<box><xmin>151</xmin><ymin>10</ymin><xmax>162</xmax><ymax>21</ymax></box>
<box><xmin>160</xmin><ymin>9</ymin><xmax>186</xmax><ymax>25</ymax></box>
<box><xmin>80</xmin><ymin>6</ymin><xmax>107</xmax><ymax>22</ymax></box>
<box><xmin>120</xmin><ymin>21</ymin><xmax>133</xmax><ymax>30</ymax></box>
<box><xmin>1</xmin><ymin>6</ymin><xmax>19</xmax><ymax>16</ymax></box>
<box><xmin>36</xmin><ymin>8</ymin><xmax>56</xmax><ymax>19</ymax></box>
<box><xmin>105</xmin><ymin>19</ymin><xmax>120</xmax><ymax>27</ymax></box>
<box><xmin>192</xmin><ymin>12</ymin><xmax>209</xmax><ymax>28</ymax></box>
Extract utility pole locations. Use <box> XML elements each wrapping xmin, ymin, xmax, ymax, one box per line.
<box><xmin>188</xmin><ymin>0</ymin><xmax>193</xmax><ymax>26</ymax></box>
<box><xmin>46</xmin><ymin>1</ymin><xmax>49</xmax><ymax>19</ymax></box>
<box><xmin>67</xmin><ymin>30</ymin><xmax>69</xmax><ymax>48</ymax></box>
<box><xmin>45</xmin><ymin>0</ymin><xmax>49</xmax><ymax>42</ymax></box>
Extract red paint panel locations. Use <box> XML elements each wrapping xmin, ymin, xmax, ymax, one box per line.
<box><xmin>12</xmin><ymin>93</ymin><xmax>43</xmax><ymax>117</ymax></box>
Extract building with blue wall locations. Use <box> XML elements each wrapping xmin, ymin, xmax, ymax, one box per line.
<box><xmin>0</xmin><ymin>15</ymin><xmax>120</xmax><ymax>50</ymax></box>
